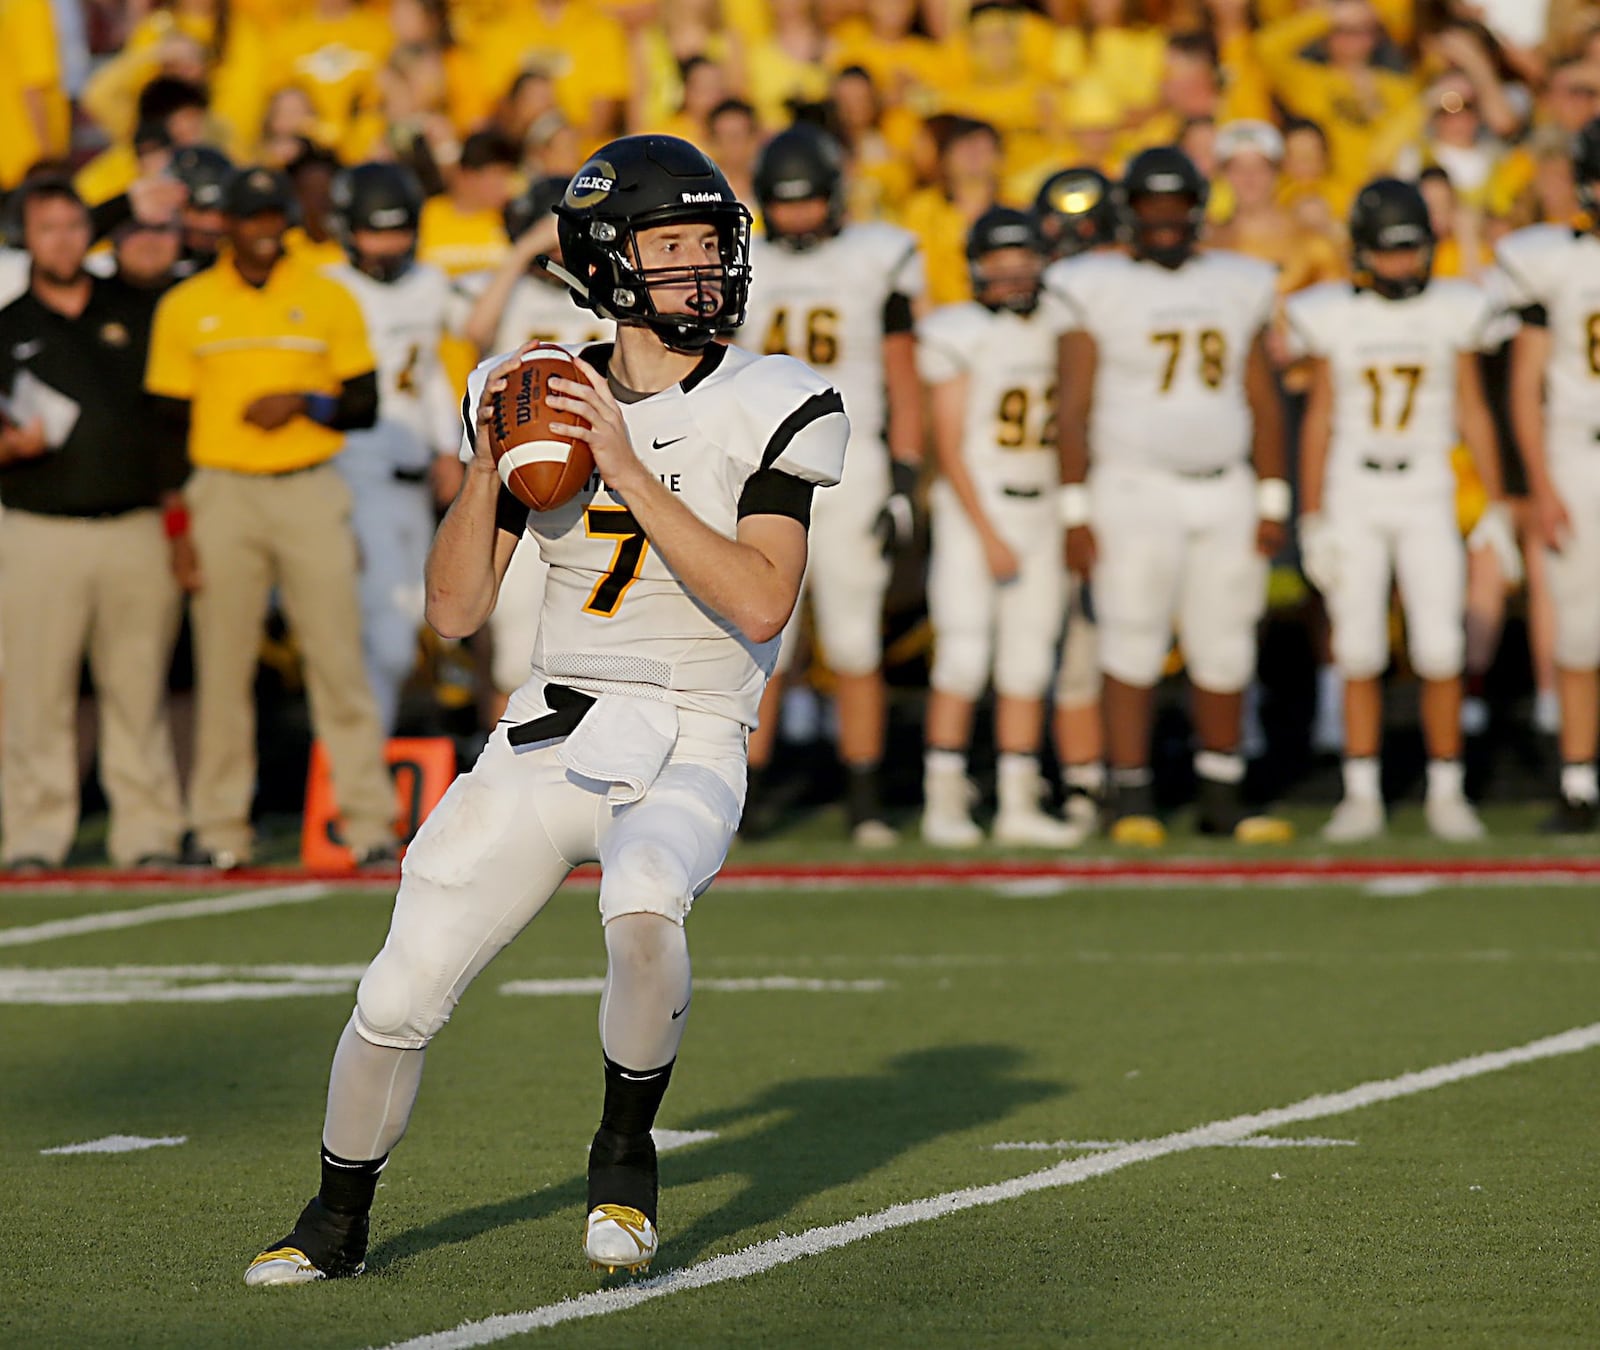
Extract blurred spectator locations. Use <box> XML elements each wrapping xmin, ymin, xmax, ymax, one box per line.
<box><xmin>0</xmin><ymin>179</ymin><xmax>186</xmax><ymax>869</ymax></box>
<box><xmin>828</xmin><ymin>0</ymin><xmax>948</xmax><ymax>107</ymax></box>
<box><xmin>828</xmin><ymin>65</ymin><xmax>916</xmax><ymax>219</ymax></box>
<box><xmin>169</xmin><ymin>143</ymin><xmax>234</xmax><ymax>278</ymax></box>
<box><xmin>903</xmin><ymin>116</ymin><xmax>1001</xmax><ymax>304</ymax></box>
<box><xmin>1256</xmin><ymin>0</ymin><xmax>1421</xmax><ymax>202</ymax></box>
<box><xmin>652</xmin><ymin>53</ymin><xmax>735</xmax><ymax>148</ymax></box>
<box><xmin>1211</xmin><ymin>119</ymin><xmax>1342</xmax><ymax>295</ymax></box>
<box><xmin>260</xmin><ymin>0</ymin><xmax>393</xmax><ymax>162</ymax></box>
<box><xmin>629</xmin><ymin>0</ymin><xmax>747</xmax><ymax>134</ymax></box>
<box><xmin>469</xmin><ymin>0</ymin><xmax>630</xmax><ymax>145</ymax></box>
<box><xmin>284</xmin><ymin>141</ymin><xmax>347</xmax><ymax>267</ymax></box>
<box><xmin>745</xmin><ymin>0</ymin><xmax>829</xmax><ymax>129</ymax></box>
<box><xmin>707</xmin><ymin>98</ymin><xmax>761</xmax><ymax>205</ymax></box>
<box><xmin>1050</xmin><ymin>0</ymin><xmax>1165</xmax><ymax>123</ymax></box>
<box><xmin>144</xmin><ymin>166</ymin><xmax>395</xmax><ymax>869</ymax></box>
<box><xmin>417</xmin><ymin>130</ymin><xmax>515</xmax><ymax>278</ymax></box>
<box><xmin>0</xmin><ymin>0</ymin><xmax>69</xmax><ymax>191</ymax></box>
<box><xmin>256</xmin><ymin>86</ymin><xmax>324</xmax><ymax>169</ymax></box>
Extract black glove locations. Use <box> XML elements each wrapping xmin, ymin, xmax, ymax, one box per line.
<box><xmin>873</xmin><ymin>459</ymin><xmax>920</xmax><ymax>557</ymax></box>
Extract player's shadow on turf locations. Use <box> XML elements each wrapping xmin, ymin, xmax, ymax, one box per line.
<box><xmin>366</xmin><ymin>1043</ymin><xmax>1061</xmax><ymax>1272</ymax></box>
<box><xmin>661</xmin><ymin>1043</ymin><xmax>1061</xmax><ymax>1265</ymax></box>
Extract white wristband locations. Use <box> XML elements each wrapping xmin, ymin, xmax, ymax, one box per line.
<box><xmin>1058</xmin><ymin>483</ymin><xmax>1090</xmax><ymax>528</ymax></box>
<box><xmin>1257</xmin><ymin>477</ymin><xmax>1292</xmax><ymax>523</ymax></box>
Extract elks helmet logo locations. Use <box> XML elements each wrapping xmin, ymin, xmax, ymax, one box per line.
<box><xmin>564</xmin><ymin>162</ymin><xmax>617</xmax><ymax>210</ymax></box>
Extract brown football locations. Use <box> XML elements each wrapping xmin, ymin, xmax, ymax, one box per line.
<box><xmin>488</xmin><ymin>344</ymin><xmax>595</xmax><ymax>511</ymax></box>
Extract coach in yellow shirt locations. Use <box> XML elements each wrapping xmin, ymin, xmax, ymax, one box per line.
<box><xmin>146</xmin><ymin>166</ymin><xmax>397</xmax><ymax>869</ymax></box>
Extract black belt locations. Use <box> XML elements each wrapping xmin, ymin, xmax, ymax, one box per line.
<box><xmin>1176</xmin><ymin>464</ymin><xmax>1228</xmax><ymax>480</ymax></box>
<box><xmin>505</xmin><ymin>683</ymin><xmax>595</xmax><ymax>747</ymax></box>
<box><xmin>1361</xmin><ymin>458</ymin><xmax>1411</xmax><ymax>473</ymax></box>
<box><xmin>392</xmin><ymin>466</ymin><xmax>430</xmax><ymax>484</ymax></box>
<box><xmin>1000</xmin><ymin>485</ymin><xmax>1043</xmax><ymax>500</ymax></box>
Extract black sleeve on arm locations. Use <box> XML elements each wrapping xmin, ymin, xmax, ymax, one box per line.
<box><xmin>496</xmin><ymin>485</ymin><xmax>529</xmax><ymax>537</ymax></box>
<box><xmin>147</xmin><ymin>395</ymin><xmax>193</xmax><ymax>494</ymax></box>
<box><xmin>329</xmin><ymin>371</ymin><xmax>380</xmax><ymax>430</ymax></box>
<box><xmin>883</xmin><ymin>292</ymin><xmax>914</xmax><ymax>334</ymax></box>
<box><xmin>90</xmin><ymin>194</ymin><xmax>134</xmax><ymax>243</ymax></box>
<box><xmin>1517</xmin><ymin>304</ymin><xmax>1548</xmax><ymax>328</ymax></box>
<box><xmin>738</xmin><ymin>466</ymin><xmax>816</xmax><ymax>526</ymax></box>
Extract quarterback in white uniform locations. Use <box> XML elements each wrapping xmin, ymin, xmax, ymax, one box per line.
<box><xmin>1495</xmin><ymin>116</ymin><xmax>1600</xmax><ymax>833</ymax></box>
<box><xmin>457</xmin><ymin>177</ymin><xmax>613</xmax><ymax>710</ymax></box>
<box><xmin>244</xmin><ymin>138</ymin><xmax>847</xmax><ymax>1287</ymax></box>
<box><xmin>326</xmin><ymin>163</ymin><xmax>460</xmax><ymax>732</ymax></box>
<box><xmin>735</xmin><ymin>123</ymin><xmax>925</xmax><ymax>845</ymax></box>
<box><xmin>917</xmin><ymin>207</ymin><xmax>1081</xmax><ymax>848</ymax></box>
<box><xmin>1051</xmin><ymin>146</ymin><xmax>1292</xmax><ymax>846</ymax></box>
<box><xmin>1290</xmin><ymin>178</ymin><xmax>1517</xmax><ymax>843</ymax></box>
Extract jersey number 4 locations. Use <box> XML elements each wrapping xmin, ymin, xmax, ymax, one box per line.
<box><xmin>762</xmin><ymin>306</ymin><xmax>839</xmax><ymax>366</ymax></box>
<box><xmin>582</xmin><ymin>506</ymin><xmax>648</xmax><ymax>617</ymax></box>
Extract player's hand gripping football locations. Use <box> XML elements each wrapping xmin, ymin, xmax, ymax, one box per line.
<box><xmin>471</xmin><ymin>339</ymin><xmax>546</xmax><ymax>476</ymax></box>
<box><xmin>546</xmin><ymin>362</ymin><xmax>642</xmax><ymax>492</ymax></box>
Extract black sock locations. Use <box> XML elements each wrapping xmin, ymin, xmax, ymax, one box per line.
<box><xmin>845</xmin><ymin>763</ymin><xmax>884</xmax><ymax>826</ymax></box>
<box><xmin>588</xmin><ymin>1055</ymin><xmax>673</xmax><ymax>1222</ymax></box>
<box><xmin>318</xmin><ymin>1146</ymin><xmax>387</xmax><ymax>1218</ymax></box>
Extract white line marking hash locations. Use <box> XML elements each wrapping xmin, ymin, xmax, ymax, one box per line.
<box><xmin>40</xmin><ymin>1134</ymin><xmax>187</xmax><ymax>1156</ymax></box>
<box><xmin>0</xmin><ymin>883</ymin><xmax>330</xmax><ymax>949</ymax></box>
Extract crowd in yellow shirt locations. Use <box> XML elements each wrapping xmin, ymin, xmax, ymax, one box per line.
<box><xmin>9</xmin><ymin>0</ymin><xmax>1600</xmax><ymax>312</ymax></box>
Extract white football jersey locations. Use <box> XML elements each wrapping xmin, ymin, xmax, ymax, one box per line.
<box><xmin>917</xmin><ymin>300</ymin><xmax>1059</xmax><ymax>499</ymax></box>
<box><xmin>0</xmin><ymin>248</ymin><xmax>27</xmax><ymax>309</ymax></box>
<box><xmin>1045</xmin><ymin>249</ymin><xmax>1276</xmax><ymax>475</ymax></box>
<box><xmin>1286</xmin><ymin>279</ymin><xmax>1495</xmax><ymax>500</ymax></box>
<box><xmin>327</xmin><ymin>260</ymin><xmax>458</xmax><ymax>460</ymax></box>
<box><xmin>736</xmin><ymin>222</ymin><xmax>924</xmax><ymax>453</ymax></box>
<box><xmin>461</xmin><ymin>342</ymin><xmax>849</xmax><ymax>727</ymax></box>
<box><xmin>1492</xmin><ymin>225</ymin><xmax>1600</xmax><ymax>462</ymax></box>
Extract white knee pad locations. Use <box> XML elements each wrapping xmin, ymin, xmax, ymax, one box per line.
<box><xmin>1332</xmin><ymin>624</ymin><xmax>1388</xmax><ymax>682</ymax></box>
<box><xmin>931</xmin><ymin>626</ymin><xmax>990</xmax><ymax>701</ymax></box>
<box><xmin>354</xmin><ymin>940</ymin><xmax>446</xmax><ymax>1050</ymax></box>
<box><xmin>1096</xmin><ymin>618</ymin><xmax>1170</xmax><ymax>689</ymax></box>
<box><xmin>1185</xmin><ymin>627</ymin><xmax>1258</xmax><ymax>695</ymax></box>
<box><xmin>598</xmin><ymin>836</ymin><xmax>693</xmax><ymax>925</ymax></box>
<box><xmin>994</xmin><ymin>617</ymin><xmax>1055</xmax><ymax>701</ymax></box>
<box><xmin>1408</xmin><ymin>620</ymin><xmax>1465</xmax><ymax>682</ymax></box>
<box><xmin>1548</xmin><ymin>547</ymin><xmax>1600</xmax><ymax>670</ymax></box>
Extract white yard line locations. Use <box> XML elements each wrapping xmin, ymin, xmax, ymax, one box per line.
<box><xmin>0</xmin><ymin>884</ymin><xmax>331</xmax><ymax>949</ymax></box>
<box><xmin>499</xmin><ymin>977</ymin><xmax>887</xmax><ymax>996</ymax></box>
<box><xmin>40</xmin><ymin>1134</ymin><xmax>187</xmax><ymax>1156</ymax></box>
<box><xmin>990</xmin><ymin>1135</ymin><xmax>1359</xmax><ymax>1151</ymax></box>
<box><xmin>367</xmin><ymin>1019</ymin><xmax>1600</xmax><ymax>1350</ymax></box>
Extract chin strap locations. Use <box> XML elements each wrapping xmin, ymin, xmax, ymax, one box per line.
<box><xmin>535</xmin><ymin>254</ymin><xmax>592</xmax><ymax>301</ymax></box>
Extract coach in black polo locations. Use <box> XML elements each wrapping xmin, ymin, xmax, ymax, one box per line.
<box><xmin>0</xmin><ymin>177</ymin><xmax>189</xmax><ymax>870</ymax></box>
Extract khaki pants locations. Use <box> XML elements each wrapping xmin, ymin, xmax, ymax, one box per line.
<box><xmin>187</xmin><ymin>465</ymin><xmax>394</xmax><ymax>857</ymax></box>
<box><xmin>0</xmin><ymin>509</ymin><xmax>184</xmax><ymax>864</ymax></box>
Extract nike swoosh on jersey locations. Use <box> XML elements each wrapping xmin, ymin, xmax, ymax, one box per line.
<box><xmin>651</xmin><ymin>435</ymin><xmax>686</xmax><ymax>450</ymax></box>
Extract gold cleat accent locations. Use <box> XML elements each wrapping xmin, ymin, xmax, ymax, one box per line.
<box><xmin>583</xmin><ymin>1204</ymin><xmax>658</xmax><ymax>1276</ymax></box>
<box><xmin>1110</xmin><ymin>814</ymin><xmax>1166</xmax><ymax>848</ymax></box>
<box><xmin>1234</xmin><ymin>814</ymin><xmax>1294</xmax><ymax>844</ymax></box>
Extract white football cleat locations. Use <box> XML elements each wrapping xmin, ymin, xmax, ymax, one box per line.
<box><xmin>921</xmin><ymin>770</ymin><xmax>981</xmax><ymax>848</ymax></box>
<box><xmin>851</xmin><ymin>818</ymin><xmax>900</xmax><ymax>849</ymax></box>
<box><xmin>245</xmin><ymin>1248</ymin><xmax>332</xmax><ymax>1287</ymax></box>
<box><xmin>992</xmin><ymin>807</ymin><xmax>1087</xmax><ymax>848</ymax></box>
<box><xmin>1321</xmin><ymin>796</ymin><xmax>1385</xmax><ymax>843</ymax></box>
<box><xmin>1426</xmin><ymin>794</ymin><xmax>1486</xmax><ymax>842</ymax></box>
<box><xmin>585</xmin><ymin>1204</ymin><xmax>658</xmax><ymax>1275</ymax></box>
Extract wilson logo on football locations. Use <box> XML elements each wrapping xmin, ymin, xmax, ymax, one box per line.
<box><xmin>565</xmin><ymin>165</ymin><xmax>617</xmax><ymax>208</ymax></box>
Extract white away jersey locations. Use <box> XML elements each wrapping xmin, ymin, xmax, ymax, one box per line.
<box><xmin>461</xmin><ymin>342</ymin><xmax>848</xmax><ymax>727</ymax></box>
<box><xmin>1286</xmin><ymin>279</ymin><xmax>1495</xmax><ymax>499</ymax></box>
<box><xmin>327</xmin><ymin>261</ymin><xmax>458</xmax><ymax>459</ymax></box>
<box><xmin>736</xmin><ymin>221</ymin><xmax>923</xmax><ymax>451</ymax></box>
<box><xmin>917</xmin><ymin>301</ymin><xmax>1058</xmax><ymax>498</ymax></box>
<box><xmin>1493</xmin><ymin>224</ymin><xmax>1600</xmax><ymax>461</ymax></box>
<box><xmin>1046</xmin><ymin>249</ymin><xmax>1276</xmax><ymax>475</ymax></box>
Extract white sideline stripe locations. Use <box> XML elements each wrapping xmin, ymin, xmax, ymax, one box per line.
<box><xmin>367</xmin><ymin>1019</ymin><xmax>1600</xmax><ymax>1350</ymax></box>
<box><xmin>651</xmin><ymin>1129</ymin><xmax>718</xmax><ymax>1154</ymax></box>
<box><xmin>0</xmin><ymin>883</ymin><xmax>331</xmax><ymax>948</ymax></box>
<box><xmin>498</xmin><ymin>977</ymin><xmax>887</xmax><ymax>996</ymax></box>
<box><xmin>40</xmin><ymin>1133</ymin><xmax>187</xmax><ymax>1156</ymax></box>
<box><xmin>990</xmin><ymin>1135</ymin><xmax>1359</xmax><ymax>1152</ymax></box>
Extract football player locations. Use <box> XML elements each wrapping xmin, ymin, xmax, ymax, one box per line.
<box><xmin>243</xmin><ymin>136</ymin><xmax>848</xmax><ymax>1285</ymax></box>
<box><xmin>1051</xmin><ymin>146</ymin><xmax>1292</xmax><ymax>846</ymax></box>
<box><xmin>325</xmin><ymin>162</ymin><xmax>460</xmax><ymax>733</ymax></box>
<box><xmin>1496</xmin><ymin>116</ymin><xmax>1600</xmax><ymax>833</ymax></box>
<box><xmin>735</xmin><ymin>123</ymin><xmax>925</xmax><ymax>845</ymax></box>
<box><xmin>1290</xmin><ymin>178</ymin><xmax>1519</xmax><ymax>842</ymax></box>
<box><xmin>459</xmin><ymin>176</ymin><xmax>613</xmax><ymax>715</ymax></box>
<box><xmin>168</xmin><ymin>144</ymin><xmax>233</xmax><ymax>279</ymax></box>
<box><xmin>918</xmin><ymin>208</ymin><xmax>1082</xmax><ymax>848</ymax></box>
<box><xmin>1033</xmin><ymin>164</ymin><xmax>1119</xmax><ymax>832</ymax></box>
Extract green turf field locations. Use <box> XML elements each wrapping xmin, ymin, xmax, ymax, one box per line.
<box><xmin>3</xmin><ymin>845</ymin><xmax>1598</xmax><ymax>1348</ymax></box>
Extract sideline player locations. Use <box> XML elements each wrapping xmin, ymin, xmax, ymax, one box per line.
<box><xmin>1034</xmin><ymin>165</ymin><xmax>1119</xmax><ymax>831</ymax></box>
<box><xmin>1052</xmin><ymin>147</ymin><xmax>1292</xmax><ymax>846</ymax></box>
<box><xmin>1290</xmin><ymin>178</ymin><xmax>1518</xmax><ymax>842</ymax></box>
<box><xmin>735</xmin><ymin>122</ymin><xmax>925</xmax><ymax>845</ymax></box>
<box><xmin>243</xmin><ymin>136</ymin><xmax>848</xmax><ymax>1284</ymax></box>
<box><xmin>918</xmin><ymin>208</ymin><xmax>1081</xmax><ymax>848</ymax></box>
<box><xmin>1495</xmin><ymin>117</ymin><xmax>1600</xmax><ymax>833</ymax></box>
<box><xmin>326</xmin><ymin>162</ymin><xmax>459</xmax><ymax>732</ymax></box>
